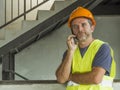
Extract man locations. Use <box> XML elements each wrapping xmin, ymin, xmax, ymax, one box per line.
<box><xmin>56</xmin><ymin>7</ymin><xmax>116</xmax><ymax>90</ymax></box>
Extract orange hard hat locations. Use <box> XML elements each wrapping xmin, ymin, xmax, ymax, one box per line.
<box><xmin>68</xmin><ymin>7</ymin><xmax>96</xmax><ymax>27</ymax></box>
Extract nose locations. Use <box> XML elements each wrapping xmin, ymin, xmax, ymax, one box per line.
<box><xmin>78</xmin><ymin>25</ymin><xmax>83</xmax><ymax>32</ymax></box>
<box><xmin>72</xmin><ymin>24</ymin><xmax>83</xmax><ymax>34</ymax></box>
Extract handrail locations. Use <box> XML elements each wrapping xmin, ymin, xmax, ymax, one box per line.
<box><xmin>5</xmin><ymin>70</ymin><xmax>29</xmax><ymax>80</ymax></box>
<box><xmin>0</xmin><ymin>0</ymin><xmax>49</xmax><ymax>29</ymax></box>
<box><xmin>0</xmin><ymin>79</ymin><xmax>119</xmax><ymax>84</ymax></box>
<box><xmin>0</xmin><ymin>80</ymin><xmax>57</xmax><ymax>84</ymax></box>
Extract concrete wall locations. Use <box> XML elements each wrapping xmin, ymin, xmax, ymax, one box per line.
<box><xmin>15</xmin><ymin>23</ymin><xmax>69</xmax><ymax>80</ymax></box>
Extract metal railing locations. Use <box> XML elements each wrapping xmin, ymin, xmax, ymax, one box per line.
<box><xmin>0</xmin><ymin>0</ymin><xmax>49</xmax><ymax>29</ymax></box>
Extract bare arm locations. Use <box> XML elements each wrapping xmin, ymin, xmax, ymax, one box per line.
<box><xmin>69</xmin><ymin>67</ymin><xmax>106</xmax><ymax>84</ymax></box>
<box><xmin>56</xmin><ymin>50</ymin><xmax>73</xmax><ymax>83</ymax></box>
<box><xmin>56</xmin><ymin>35</ymin><xmax>77</xmax><ymax>83</ymax></box>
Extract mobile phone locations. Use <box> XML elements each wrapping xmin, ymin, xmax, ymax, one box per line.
<box><xmin>73</xmin><ymin>37</ymin><xmax>78</xmax><ymax>44</ymax></box>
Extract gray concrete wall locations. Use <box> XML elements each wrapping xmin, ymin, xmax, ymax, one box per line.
<box><xmin>15</xmin><ymin>22</ymin><xmax>70</xmax><ymax>80</ymax></box>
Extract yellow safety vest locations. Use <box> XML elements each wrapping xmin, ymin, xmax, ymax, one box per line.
<box><xmin>66</xmin><ymin>39</ymin><xmax>116</xmax><ymax>90</ymax></box>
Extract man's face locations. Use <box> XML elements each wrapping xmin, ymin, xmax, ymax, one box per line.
<box><xmin>71</xmin><ymin>17</ymin><xmax>95</xmax><ymax>42</ymax></box>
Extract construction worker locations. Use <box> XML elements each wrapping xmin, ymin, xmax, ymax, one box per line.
<box><xmin>56</xmin><ymin>7</ymin><xmax>116</xmax><ymax>90</ymax></box>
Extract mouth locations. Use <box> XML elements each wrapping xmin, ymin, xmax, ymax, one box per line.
<box><xmin>77</xmin><ymin>32</ymin><xmax>85</xmax><ymax>37</ymax></box>
<box><xmin>77</xmin><ymin>33</ymin><xmax>87</xmax><ymax>41</ymax></box>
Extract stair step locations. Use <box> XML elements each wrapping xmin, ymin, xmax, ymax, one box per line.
<box><xmin>23</xmin><ymin>0</ymin><xmax>76</xmax><ymax>30</ymax></box>
<box><xmin>4</xmin><ymin>19</ymin><xmax>22</xmax><ymax>30</ymax></box>
<box><xmin>37</xmin><ymin>0</ymin><xmax>76</xmax><ymax>21</ymax></box>
<box><xmin>23</xmin><ymin>0</ymin><xmax>55</xmax><ymax>21</ymax></box>
<box><xmin>0</xmin><ymin>29</ymin><xmax>22</xmax><ymax>47</ymax></box>
<box><xmin>0</xmin><ymin>29</ymin><xmax>5</xmax><ymax>40</ymax></box>
<box><xmin>22</xmin><ymin>20</ymin><xmax>40</xmax><ymax>30</ymax></box>
<box><xmin>37</xmin><ymin>10</ymin><xmax>55</xmax><ymax>22</ymax></box>
<box><xmin>37</xmin><ymin>0</ymin><xmax>54</xmax><ymax>10</ymax></box>
<box><xmin>53</xmin><ymin>0</ymin><xmax>76</xmax><ymax>11</ymax></box>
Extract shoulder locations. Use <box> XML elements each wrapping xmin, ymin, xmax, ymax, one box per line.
<box><xmin>99</xmin><ymin>43</ymin><xmax>111</xmax><ymax>54</ymax></box>
<box><xmin>95</xmin><ymin>43</ymin><xmax>111</xmax><ymax>60</ymax></box>
<box><xmin>93</xmin><ymin>43</ymin><xmax>112</xmax><ymax>75</ymax></box>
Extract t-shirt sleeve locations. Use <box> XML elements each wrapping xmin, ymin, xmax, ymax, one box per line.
<box><xmin>92</xmin><ymin>44</ymin><xmax>112</xmax><ymax>76</ymax></box>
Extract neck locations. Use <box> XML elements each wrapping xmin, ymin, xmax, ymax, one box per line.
<box><xmin>79</xmin><ymin>38</ymin><xmax>94</xmax><ymax>48</ymax></box>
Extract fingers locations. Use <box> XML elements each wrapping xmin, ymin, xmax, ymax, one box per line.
<box><xmin>68</xmin><ymin>35</ymin><xmax>76</xmax><ymax>40</ymax></box>
<box><xmin>67</xmin><ymin>35</ymin><xmax>77</xmax><ymax>44</ymax></box>
<box><xmin>67</xmin><ymin>35</ymin><xmax>76</xmax><ymax>41</ymax></box>
<box><xmin>66</xmin><ymin>35</ymin><xmax>78</xmax><ymax>51</ymax></box>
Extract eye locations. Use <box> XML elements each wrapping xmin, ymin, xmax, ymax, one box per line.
<box><xmin>81</xmin><ymin>23</ymin><xmax>86</xmax><ymax>27</ymax></box>
<box><xmin>72</xmin><ymin>25</ymin><xmax>79</xmax><ymax>30</ymax></box>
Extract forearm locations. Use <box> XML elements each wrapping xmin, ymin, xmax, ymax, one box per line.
<box><xmin>56</xmin><ymin>50</ymin><xmax>74</xmax><ymax>83</ymax></box>
<box><xmin>69</xmin><ymin>72</ymin><xmax>96</xmax><ymax>84</ymax></box>
<box><xmin>56</xmin><ymin>35</ymin><xmax>78</xmax><ymax>83</ymax></box>
<box><xmin>69</xmin><ymin>67</ymin><xmax>105</xmax><ymax>84</ymax></box>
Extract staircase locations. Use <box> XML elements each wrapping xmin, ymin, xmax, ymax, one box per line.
<box><xmin>0</xmin><ymin>0</ymin><xmax>76</xmax><ymax>48</ymax></box>
<box><xmin>0</xmin><ymin>0</ymin><xmax>78</xmax><ymax>80</ymax></box>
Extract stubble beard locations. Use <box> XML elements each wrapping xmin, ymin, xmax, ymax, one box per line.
<box><xmin>77</xmin><ymin>33</ymin><xmax>90</xmax><ymax>43</ymax></box>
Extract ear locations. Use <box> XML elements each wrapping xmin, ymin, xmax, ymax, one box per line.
<box><xmin>91</xmin><ymin>25</ymin><xmax>95</xmax><ymax>32</ymax></box>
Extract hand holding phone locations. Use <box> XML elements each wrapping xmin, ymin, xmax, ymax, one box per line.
<box><xmin>67</xmin><ymin>35</ymin><xmax>78</xmax><ymax>51</ymax></box>
<box><xmin>73</xmin><ymin>37</ymin><xmax>78</xmax><ymax>44</ymax></box>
